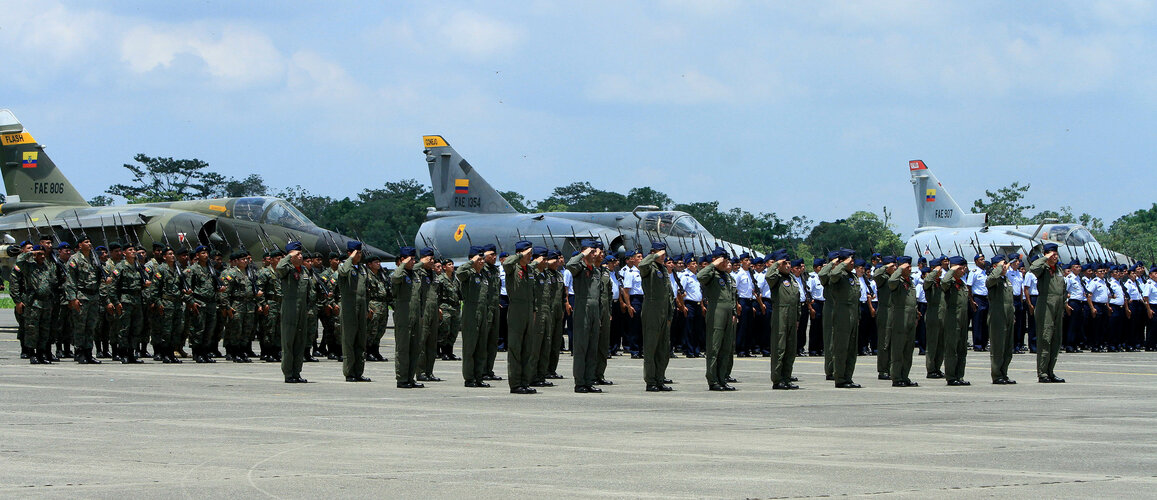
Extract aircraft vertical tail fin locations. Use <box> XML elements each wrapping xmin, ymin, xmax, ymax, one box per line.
<box><xmin>0</xmin><ymin>110</ymin><xmax>89</xmax><ymax>206</ymax></box>
<box><xmin>909</xmin><ymin>159</ymin><xmax>985</xmax><ymax>229</ymax></box>
<box><xmin>423</xmin><ymin>135</ymin><xmax>518</xmax><ymax>214</ymax></box>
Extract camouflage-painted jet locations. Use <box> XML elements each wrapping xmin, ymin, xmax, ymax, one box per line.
<box><xmin>903</xmin><ymin>159</ymin><xmax>1132</xmax><ymax>265</ymax></box>
<box><xmin>415</xmin><ymin>135</ymin><xmax>753</xmax><ymax>261</ymax></box>
<box><xmin>0</xmin><ymin>109</ymin><xmax>386</xmax><ymax>269</ymax></box>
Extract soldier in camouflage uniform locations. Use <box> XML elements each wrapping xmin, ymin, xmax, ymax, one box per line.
<box><xmin>320</xmin><ymin>253</ymin><xmax>342</xmax><ymax>360</ymax></box>
<box><xmin>149</xmin><ymin>248</ymin><xmax>186</xmax><ymax>363</ymax></box>
<box><xmin>19</xmin><ymin>245</ymin><xmax>57</xmax><ymax>364</ymax></box>
<box><xmin>221</xmin><ymin>251</ymin><xmax>259</xmax><ymax>363</ymax></box>
<box><xmin>365</xmin><ymin>254</ymin><xmax>390</xmax><ymax>362</ymax></box>
<box><xmin>10</xmin><ymin>241</ymin><xmax>32</xmax><ymax>359</ymax></box>
<box><xmin>112</xmin><ymin>246</ymin><xmax>150</xmax><ymax>364</ymax></box>
<box><xmin>304</xmin><ymin>253</ymin><xmax>323</xmax><ymax>362</ymax></box>
<box><xmin>141</xmin><ymin>243</ymin><xmax>165</xmax><ymax>359</ymax></box>
<box><xmin>99</xmin><ymin>243</ymin><xmax>124</xmax><ymax>360</ymax></box>
<box><xmin>173</xmin><ymin>248</ymin><xmax>192</xmax><ymax>358</ymax></box>
<box><xmin>257</xmin><ymin>250</ymin><xmax>285</xmax><ymax>362</ymax></box>
<box><xmin>49</xmin><ymin>241</ymin><xmax>71</xmax><ymax>361</ymax></box>
<box><xmin>64</xmin><ymin>234</ymin><xmax>103</xmax><ymax>364</ymax></box>
<box><xmin>436</xmin><ymin>259</ymin><xmax>461</xmax><ymax>361</ymax></box>
<box><xmin>185</xmin><ymin>246</ymin><xmax>219</xmax><ymax>363</ymax></box>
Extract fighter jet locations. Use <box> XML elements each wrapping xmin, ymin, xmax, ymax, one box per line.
<box><xmin>0</xmin><ymin>109</ymin><xmax>386</xmax><ymax>270</ymax></box>
<box><xmin>415</xmin><ymin>135</ymin><xmax>752</xmax><ymax>260</ymax></box>
<box><xmin>903</xmin><ymin>159</ymin><xmax>1132</xmax><ymax>265</ymax></box>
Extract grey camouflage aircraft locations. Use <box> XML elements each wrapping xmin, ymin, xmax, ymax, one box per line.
<box><xmin>416</xmin><ymin>135</ymin><xmax>753</xmax><ymax>260</ymax></box>
<box><xmin>903</xmin><ymin>159</ymin><xmax>1132</xmax><ymax>265</ymax></box>
<box><xmin>0</xmin><ymin>109</ymin><xmax>386</xmax><ymax>274</ymax></box>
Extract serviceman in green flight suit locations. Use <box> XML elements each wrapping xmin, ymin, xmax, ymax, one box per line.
<box><xmin>503</xmin><ymin>240</ymin><xmax>538</xmax><ymax>394</ymax></box>
<box><xmin>457</xmin><ymin>246</ymin><xmax>491</xmax><ymax>387</ymax></box>
<box><xmin>986</xmin><ymin>254</ymin><xmax>1016</xmax><ymax>385</ymax></box>
<box><xmin>765</xmin><ymin>250</ymin><xmax>800</xmax><ymax>389</ymax></box>
<box><xmin>923</xmin><ymin>256</ymin><xmax>948</xmax><ymax>379</ymax></box>
<box><xmin>888</xmin><ymin>255</ymin><xmax>919</xmax><ymax>387</ymax></box>
<box><xmin>567</xmin><ymin>240</ymin><xmax>604</xmax><ymax>393</ymax></box>
<box><xmin>872</xmin><ymin>256</ymin><xmax>896</xmax><ymax>380</ymax></box>
<box><xmin>365</xmin><ymin>254</ymin><xmax>390</xmax><ymax>362</ymax></box>
<box><xmin>942</xmin><ymin>256</ymin><xmax>971</xmax><ymax>386</ymax></box>
<box><xmin>818</xmin><ymin>251</ymin><xmax>840</xmax><ymax>381</ymax></box>
<box><xmin>416</xmin><ymin>248</ymin><xmax>442</xmax><ymax>382</ymax></box>
<box><xmin>338</xmin><ymin>240</ymin><xmax>371</xmax><ymax>382</ymax></box>
<box><xmin>639</xmin><ymin>242</ymin><xmax>674</xmax><ymax>392</ymax></box>
<box><xmin>277</xmin><ymin>241</ymin><xmax>313</xmax><ymax>383</ymax></box>
<box><xmin>528</xmin><ymin>246</ymin><xmax>554</xmax><ymax>388</ymax></box>
<box><xmin>436</xmin><ymin>259</ymin><xmax>461</xmax><ymax>362</ymax></box>
<box><xmin>698</xmin><ymin>247</ymin><xmax>737</xmax><ymax>391</ymax></box>
<box><xmin>392</xmin><ymin>246</ymin><xmax>427</xmax><ymax>388</ymax></box>
<box><xmin>1029</xmin><ymin>243</ymin><xmax>1066</xmax><ymax>383</ymax></box>
<box><xmin>827</xmin><ymin>249</ymin><xmax>861</xmax><ymax>388</ymax></box>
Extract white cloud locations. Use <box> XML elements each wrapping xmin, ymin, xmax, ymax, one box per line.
<box><xmin>435</xmin><ymin>10</ymin><xmax>523</xmax><ymax>59</ymax></box>
<box><xmin>120</xmin><ymin>24</ymin><xmax>286</xmax><ymax>88</ymax></box>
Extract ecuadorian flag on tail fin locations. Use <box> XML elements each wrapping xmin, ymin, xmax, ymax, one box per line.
<box><xmin>925</xmin><ymin>188</ymin><xmax>936</xmax><ymax>202</ymax></box>
<box><xmin>22</xmin><ymin>151</ymin><xmax>37</xmax><ymax>168</ymax></box>
<box><xmin>455</xmin><ymin>179</ymin><xmax>469</xmax><ymax>194</ymax></box>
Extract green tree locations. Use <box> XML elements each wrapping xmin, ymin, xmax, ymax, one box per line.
<box><xmin>1100</xmin><ymin>204</ymin><xmax>1157</xmax><ymax>263</ymax></box>
<box><xmin>107</xmin><ymin>154</ymin><xmax>217</xmax><ymax>203</ymax></box>
<box><xmin>535</xmin><ymin>182</ymin><xmax>631</xmax><ymax>212</ymax></box>
<box><xmin>499</xmin><ymin>190</ymin><xmax>531</xmax><ymax>212</ymax></box>
<box><xmin>88</xmin><ymin>195</ymin><xmax>114</xmax><ymax>206</ymax></box>
<box><xmin>626</xmin><ymin>187</ymin><xmax>673</xmax><ymax>210</ymax></box>
<box><xmin>971</xmin><ymin>182</ymin><xmax>1034</xmax><ymax>226</ymax></box>
<box><xmin>805</xmin><ymin>210</ymin><xmax>904</xmax><ymax>258</ymax></box>
<box><xmin>208</xmin><ymin>173</ymin><xmax>269</xmax><ymax>198</ymax></box>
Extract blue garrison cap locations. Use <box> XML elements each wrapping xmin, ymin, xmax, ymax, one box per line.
<box><xmin>871</xmin><ymin>252</ymin><xmax>881</xmax><ymax>259</ymax></box>
<box><xmin>827</xmin><ymin>251</ymin><xmax>839</xmax><ymax>260</ymax></box>
<box><xmin>399</xmin><ymin>246</ymin><xmax>416</xmax><ymax>257</ymax></box>
<box><xmin>31</xmin><ymin>244</ymin><xmax>43</xmax><ymax>251</ymax></box>
<box><xmin>790</xmin><ymin>258</ymin><xmax>804</xmax><ymax>267</ymax></box>
<box><xmin>751</xmin><ymin>256</ymin><xmax>764</xmax><ymax>265</ymax></box>
<box><xmin>419</xmin><ymin>247</ymin><xmax>435</xmax><ymax>257</ymax></box>
<box><xmin>580</xmin><ymin>239</ymin><xmax>597</xmax><ymax>249</ymax></box>
<box><xmin>853</xmin><ymin>258</ymin><xmax>865</xmax><ymax>267</ymax></box>
<box><xmin>547</xmin><ymin>250</ymin><xmax>561</xmax><ymax>259</ymax></box>
<box><xmin>95</xmin><ymin>245</ymin><xmax>107</xmax><ymax>252</ymax></box>
<box><xmin>1008</xmin><ymin>253</ymin><xmax>1020</xmax><ymax>261</ymax></box>
<box><xmin>651</xmin><ymin>241</ymin><xmax>667</xmax><ymax>251</ymax></box>
<box><xmin>499</xmin><ymin>251</ymin><xmax>509</xmax><ymax>258</ymax></box>
<box><xmin>974</xmin><ymin>254</ymin><xmax>985</xmax><ymax>261</ymax></box>
<box><xmin>514</xmin><ymin>240</ymin><xmax>532</xmax><ymax>252</ymax></box>
<box><xmin>1150</xmin><ymin>266</ymin><xmax>1157</xmax><ymax>274</ymax></box>
<box><xmin>19</xmin><ymin>240</ymin><xmax>30</xmax><ymax>247</ymax></box>
<box><xmin>990</xmin><ymin>254</ymin><xmax>1006</xmax><ymax>264</ymax></box>
<box><xmin>920</xmin><ymin>266</ymin><xmax>932</xmax><ymax>274</ymax></box>
<box><xmin>603</xmin><ymin>255</ymin><xmax>617</xmax><ymax>264</ymax></box>
<box><xmin>483</xmin><ymin>243</ymin><xmax>497</xmax><ymax>253</ymax></box>
<box><xmin>838</xmin><ymin>248</ymin><xmax>855</xmax><ymax>259</ymax></box>
<box><xmin>286</xmin><ymin>241</ymin><xmax>303</xmax><ymax>252</ymax></box>
<box><xmin>532</xmin><ymin>246</ymin><xmax>548</xmax><ymax>257</ymax></box>
<box><xmin>949</xmin><ymin>256</ymin><xmax>966</xmax><ymax>266</ymax></box>
<box><xmin>57</xmin><ymin>242</ymin><xmax>71</xmax><ymax>250</ymax></box>
<box><xmin>882</xmin><ymin>256</ymin><xmax>895</xmax><ymax>265</ymax></box>
<box><xmin>897</xmin><ymin>256</ymin><xmax>912</xmax><ymax>265</ymax></box>
<box><xmin>571</xmin><ymin>250</ymin><xmax>581</xmax><ymax>257</ymax></box>
<box><xmin>1135</xmin><ymin>261</ymin><xmax>1146</xmax><ymax>268</ymax></box>
<box><xmin>346</xmin><ymin>240</ymin><xmax>362</xmax><ymax>252</ymax></box>
<box><xmin>683</xmin><ymin>254</ymin><xmax>694</xmax><ymax>264</ymax></box>
<box><xmin>468</xmin><ymin>245</ymin><xmax>483</xmax><ymax>257</ymax></box>
<box><xmin>739</xmin><ymin>252</ymin><xmax>751</xmax><ymax>260</ymax></box>
<box><xmin>813</xmin><ymin>258</ymin><xmax>825</xmax><ymax>267</ymax></box>
<box><xmin>1042</xmin><ymin>243</ymin><xmax>1059</xmax><ymax>253</ymax></box>
<box><xmin>710</xmin><ymin>247</ymin><xmax>726</xmax><ymax>259</ymax></box>
<box><xmin>194</xmin><ymin>245</ymin><xmax>208</xmax><ymax>253</ymax></box>
<box><xmin>938</xmin><ymin>255</ymin><xmax>949</xmax><ymax>262</ymax></box>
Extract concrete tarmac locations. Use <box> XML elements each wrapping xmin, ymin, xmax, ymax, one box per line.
<box><xmin>1</xmin><ymin>309</ymin><xmax>1155</xmax><ymax>499</ymax></box>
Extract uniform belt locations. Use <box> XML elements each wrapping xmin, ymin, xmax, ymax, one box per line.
<box><xmin>630</xmin><ymin>294</ymin><xmax>644</xmax><ymax>298</ymax></box>
<box><xmin>684</xmin><ymin>300</ymin><xmax>700</xmax><ymax>306</ymax></box>
<box><xmin>163</xmin><ymin>295</ymin><xmax>180</xmax><ymax>301</ymax></box>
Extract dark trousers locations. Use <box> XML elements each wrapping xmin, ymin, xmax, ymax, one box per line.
<box><xmin>858</xmin><ymin>302</ymin><xmax>875</xmax><ymax>352</ymax></box>
<box><xmin>1108</xmin><ymin>304</ymin><xmax>1126</xmax><ymax>347</ymax></box>
<box><xmin>1147</xmin><ymin>308</ymin><xmax>1157</xmax><ymax>349</ymax></box>
<box><xmin>809</xmin><ymin>301</ymin><xmax>824</xmax><ymax>354</ymax></box>
<box><xmin>610</xmin><ymin>301</ymin><xmax>626</xmax><ymax>353</ymax></box>
<box><xmin>497</xmin><ymin>295</ymin><xmax>509</xmax><ymax>350</ymax></box>
<box><xmin>736</xmin><ymin>298</ymin><xmax>753</xmax><ymax>353</ymax></box>
<box><xmin>1065</xmin><ymin>299</ymin><xmax>1085</xmax><ymax>347</ymax></box>
<box><xmin>1013</xmin><ymin>296</ymin><xmax>1026</xmax><ymax>348</ymax></box>
<box><xmin>670</xmin><ymin>307</ymin><xmax>686</xmax><ymax>354</ymax></box>
<box><xmin>564</xmin><ymin>294</ymin><xmax>575</xmax><ymax>350</ymax></box>
<box><xmin>1089</xmin><ymin>303</ymin><xmax>1108</xmax><ymax>347</ymax></box>
<box><xmin>971</xmin><ymin>294</ymin><xmax>989</xmax><ymax>348</ymax></box>
<box><xmin>684</xmin><ymin>301</ymin><xmax>704</xmax><ymax>356</ymax></box>
<box><xmin>626</xmin><ymin>295</ymin><xmax>643</xmax><ymax>354</ymax></box>
<box><xmin>1129</xmin><ymin>301</ymin><xmax>1145</xmax><ymax>347</ymax></box>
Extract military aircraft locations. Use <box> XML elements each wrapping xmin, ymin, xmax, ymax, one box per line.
<box><xmin>0</xmin><ymin>109</ymin><xmax>386</xmax><ymax>270</ymax></box>
<box><xmin>903</xmin><ymin>159</ymin><xmax>1132</xmax><ymax>265</ymax></box>
<box><xmin>415</xmin><ymin>135</ymin><xmax>753</xmax><ymax>260</ymax></box>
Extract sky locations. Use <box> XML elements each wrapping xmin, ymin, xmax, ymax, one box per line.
<box><xmin>3</xmin><ymin>0</ymin><xmax>1156</xmax><ymax>237</ymax></box>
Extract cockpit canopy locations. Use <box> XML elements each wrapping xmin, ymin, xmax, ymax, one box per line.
<box><xmin>232</xmin><ymin>197</ymin><xmax>317</xmax><ymax>231</ymax></box>
<box><xmin>639</xmin><ymin>211</ymin><xmax>710</xmax><ymax>238</ymax></box>
<box><xmin>1044</xmin><ymin>224</ymin><xmax>1096</xmax><ymax>247</ymax></box>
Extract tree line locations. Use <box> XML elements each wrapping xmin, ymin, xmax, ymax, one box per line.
<box><xmin>84</xmin><ymin>154</ymin><xmax>1155</xmax><ymax>263</ymax></box>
